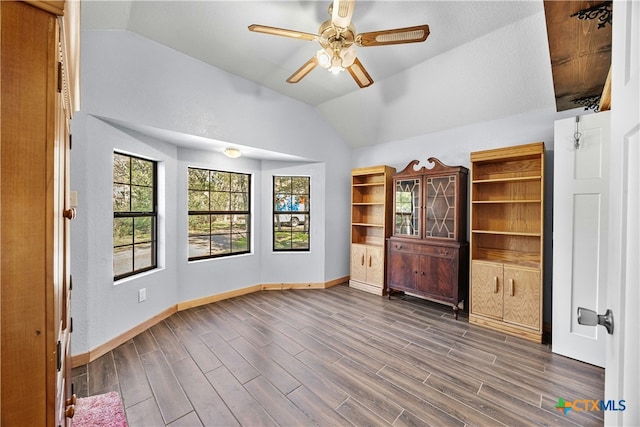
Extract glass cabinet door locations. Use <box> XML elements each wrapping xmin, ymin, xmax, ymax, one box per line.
<box><xmin>425</xmin><ymin>175</ymin><xmax>456</xmax><ymax>238</ymax></box>
<box><xmin>394</xmin><ymin>178</ymin><xmax>421</xmax><ymax>237</ymax></box>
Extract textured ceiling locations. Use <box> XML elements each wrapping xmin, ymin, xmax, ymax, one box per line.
<box><xmin>81</xmin><ymin>1</ymin><xmax>556</xmax><ymax>149</ymax></box>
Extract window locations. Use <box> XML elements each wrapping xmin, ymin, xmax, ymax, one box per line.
<box><xmin>273</xmin><ymin>176</ymin><xmax>310</xmax><ymax>251</ymax></box>
<box><xmin>188</xmin><ymin>168</ymin><xmax>251</xmax><ymax>260</ymax></box>
<box><xmin>113</xmin><ymin>153</ymin><xmax>157</xmax><ymax>280</ymax></box>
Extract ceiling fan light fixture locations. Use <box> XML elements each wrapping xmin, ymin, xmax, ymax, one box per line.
<box><xmin>224</xmin><ymin>147</ymin><xmax>242</xmax><ymax>158</ymax></box>
<box><xmin>316</xmin><ymin>48</ymin><xmax>332</xmax><ymax>67</ymax></box>
<box><xmin>328</xmin><ymin>53</ymin><xmax>345</xmax><ymax>74</ymax></box>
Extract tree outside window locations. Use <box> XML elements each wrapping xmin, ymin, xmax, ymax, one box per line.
<box><xmin>113</xmin><ymin>152</ymin><xmax>157</xmax><ymax>280</ymax></box>
<box><xmin>188</xmin><ymin>168</ymin><xmax>251</xmax><ymax>260</ymax></box>
<box><xmin>273</xmin><ymin>176</ymin><xmax>310</xmax><ymax>251</ymax></box>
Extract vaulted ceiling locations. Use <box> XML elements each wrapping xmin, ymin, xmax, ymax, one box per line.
<box><xmin>81</xmin><ymin>1</ymin><xmax>566</xmax><ymax>149</ymax></box>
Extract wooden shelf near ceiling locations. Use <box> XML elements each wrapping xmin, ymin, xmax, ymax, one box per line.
<box><xmin>544</xmin><ymin>1</ymin><xmax>612</xmax><ymax>112</ymax></box>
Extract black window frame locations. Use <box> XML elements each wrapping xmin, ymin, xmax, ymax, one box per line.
<box><xmin>113</xmin><ymin>152</ymin><xmax>158</xmax><ymax>281</ymax></box>
<box><xmin>273</xmin><ymin>175</ymin><xmax>310</xmax><ymax>252</ymax></box>
<box><xmin>188</xmin><ymin>167</ymin><xmax>252</xmax><ymax>261</ymax></box>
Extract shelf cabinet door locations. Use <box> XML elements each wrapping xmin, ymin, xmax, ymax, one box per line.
<box><xmin>503</xmin><ymin>266</ymin><xmax>541</xmax><ymax>330</ymax></box>
<box><xmin>351</xmin><ymin>244</ymin><xmax>385</xmax><ymax>287</ymax></box>
<box><xmin>366</xmin><ymin>245</ymin><xmax>385</xmax><ymax>287</ymax></box>
<box><xmin>350</xmin><ymin>244</ymin><xmax>367</xmax><ymax>283</ymax></box>
<box><xmin>470</xmin><ymin>261</ymin><xmax>504</xmax><ymax>319</ymax></box>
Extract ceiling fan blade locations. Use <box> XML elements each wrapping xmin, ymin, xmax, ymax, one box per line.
<box><xmin>287</xmin><ymin>57</ymin><xmax>319</xmax><ymax>83</ymax></box>
<box><xmin>248</xmin><ymin>24</ymin><xmax>317</xmax><ymax>41</ymax></box>
<box><xmin>331</xmin><ymin>0</ymin><xmax>356</xmax><ymax>30</ymax></box>
<box><xmin>347</xmin><ymin>57</ymin><xmax>373</xmax><ymax>88</ymax></box>
<box><xmin>357</xmin><ymin>24</ymin><xmax>430</xmax><ymax>47</ymax></box>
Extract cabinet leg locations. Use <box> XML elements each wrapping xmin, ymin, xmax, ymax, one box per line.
<box><xmin>387</xmin><ymin>289</ymin><xmax>405</xmax><ymax>299</ymax></box>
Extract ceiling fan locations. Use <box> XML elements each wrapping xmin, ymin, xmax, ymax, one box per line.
<box><xmin>248</xmin><ymin>0</ymin><xmax>430</xmax><ymax>88</ymax></box>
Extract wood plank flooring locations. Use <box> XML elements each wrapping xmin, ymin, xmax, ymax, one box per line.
<box><xmin>71</xmin><ymin>283</ymin><xmax>605</xmax><ymax>426</ymax></box>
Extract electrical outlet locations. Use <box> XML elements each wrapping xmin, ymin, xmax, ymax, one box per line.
<box><xmin>138</xmin><ymin>288</ymin><xmax>146</xmax><ymax>303</ymax></box>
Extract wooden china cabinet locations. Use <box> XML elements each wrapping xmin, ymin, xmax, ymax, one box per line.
<box><xmin>386</xmin><ymin>158</ymin><xmax>469</xmax><ymax>319</ymax></box>
<box><xmin>1</xmin><ymin>1</ymin><xmax>79</xmax><ymax>425</ymax></box>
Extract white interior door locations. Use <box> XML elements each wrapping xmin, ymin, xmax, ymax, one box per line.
<box><xmin>552</xmin><ymin>112</ymin><xmax>610</xmax><ymax>367</ymax></box>
<box><xmin>605</xmin><ymin>1</ymin><xmax>639</xmax><ymax>425</ymax></box>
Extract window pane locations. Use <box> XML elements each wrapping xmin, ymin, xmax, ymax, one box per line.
<box><xmin>231</xmin><ymin>232</ymin><xmax>248</xmax><ymax>252</ymax></box>
<box><xmin>114</xmin><ymin>217</ymin><xmax>133</xmax><ymax>246</ymax></box>
<box><xmin>292</xmin><ymin>177</ymin><xmax>309</xmax><ymax>194</ymax></box>
<box><xmin>188</xmin><ymin>190</ymin><xmax>209</xmax><ymax>211</ymax></box>
<box><xmin>211</xmin><ymin>171</ymin><xmax>230</xmax><ymax>191</ymax></box>
<box><xmin>114</xmin><ymin>245</ymin><xmax>133</xmax><ymax>277</ymax></box>
<box><xmin>212</xmin><ymin>215</ymin><xmax>231</xmax><ymax>234</ymax></box>
<box><xmin>291</xmin><ymin>232</ymin><xmax>310</xmax><ymax>249</ymax></box>
<box><xmin>275</xmin><ymin>195</ymin><xmax>288</xmax><ymax>212</ymax></box>
<box><xmin>134</xmin><ymin>217</ymin><xmax>153</xmax><ymax>243</ymax></box>
<box><xmin>232</xmin><ymin>214</ymin><xmax>249</xmax><ymax>233</ymax></box>
<box><xmin>231</xmin><ymin>173</ymin><xmax>248</xmax><ymax>192</ymax></box>
<box><xmin>274</xmin><ymin>176</ymin><xmax>291</xmax><ymax>194</ymax></box>
<box><xmin>230</xmin><ymin>193</ymin><xmax>249</xmax><ymax>211</ymax></box>
<box><xmin>134</xmin><ymin>242</ymin><xmax>153</xmax><ymax>270</ymax></box>
<box><xmin>131</xmin><ymin>186</ymin><xmax>153</xmax><ymax>212</ymax></box>
<box><xmin>113</xmin><ymin>154</ymin><xmax>130</xmax><ymax>183</ymax></box>
<box><xmin>211</xmin><ymin>191</ymin><xmax>230</xmax><ymax>211</ymax></box>
<box><xmin>188</xmin><ymin>168</ymin><xmax>209</xmax><ymax>190</ymax></box>
<box><xmin>274</xmin><ymin>232</ymin><xmax>292</xmax><ymax>250</ymax></box>
<box><xmin>131</xmin><ymin>158</ymin><xmax>153</xmax><ymax>186</ymax></box>
<box><xmin>289</xmin><ymin>195</ymin><xmax>303</xmax><ymax>211</ymax></box>
<box><xmin>189</xmin><ymin>214</ymin><xmax>210</xmax><ymax>234</ymax></box>
<box><xmin>113</xmin><ymin>185</ymin><xmax>131</xmax><ymax>212</ymax></box>
<box><xmin>211</xmin><ymin>234</ymin><xmax>231</xmax><ymax>255</ymax></box>
<box><xmin>189</xmin><ymin>235</ymin><xmax>210</xmax><ymax>258</ymax></box>
<box><xmin>300</xmin><ymin>195</ymin><xmax>309</xmax><ymax>211</ymax></box>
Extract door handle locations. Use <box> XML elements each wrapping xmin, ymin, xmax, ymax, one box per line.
<box><xmin>577</xmin><ymin>307</ymin><xmax>614</xmax><ymax>335</ymax></box>
<box><xmin>63</xmin><ymin>207</ymin><xmax>76</xmax><ymax>220</ymax></box>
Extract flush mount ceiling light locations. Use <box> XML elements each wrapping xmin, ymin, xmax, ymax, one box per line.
<box><xmin>224</xmin><ymin>148</ymin><xmax>242</xmax><ymax>158</ymax></box>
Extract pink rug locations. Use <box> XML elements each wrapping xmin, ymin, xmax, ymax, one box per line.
<box><xmin>73</xmin><ymin>391</ymin><xmax>128</xmax><ymax>427</ymax></box>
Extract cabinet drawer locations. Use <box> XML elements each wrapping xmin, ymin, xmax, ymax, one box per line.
<box><xmin>389</xmin><ymin>241</ymin><xmax>456</xmax><ymax>258</ymax></box>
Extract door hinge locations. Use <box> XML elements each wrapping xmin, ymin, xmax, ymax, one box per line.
<box><xmin>56</xmin><ymin>340</ymin><xmax>62</xmax><ymax>371</ymax></box>
<box><xmin>69</xmin><ymin>274</ymin><xmax>73</xmax><ymax>291</ymax></box>
<box><xmin>57</xmin><ymin>62</ymin><xmax>62</xmax><ymax>93</ymax></box>
<box><xmin>69</xmin><ymin>134</ymin><xmax>72</xmax><ymax>150</ymax></box>
<box><xmin>70</xmin><ymin>317</ymin><xmax>73</xmax><ymax>333</ymax></box>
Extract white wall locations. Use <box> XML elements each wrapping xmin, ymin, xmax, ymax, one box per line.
<box><xmin>71</xmin><ymin>30</ymin><xmax>351</xmax><ymax>355</ymax></box>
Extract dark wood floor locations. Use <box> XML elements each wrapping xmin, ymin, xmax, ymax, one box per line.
<box><xmin>72</xmin><ymin>283</ymin><xmax>605</xmax><ymax>426</ymax></box>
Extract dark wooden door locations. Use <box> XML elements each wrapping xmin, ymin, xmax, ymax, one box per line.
<box><xmin>387</xmin><ymin>248</ymin><xmax>417</xmax><ymax>292</ymax></box>
<box><xmin>417</xmin><ymin>252</ymin><xmax>455</xmax><ymax>300</ymax></box>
